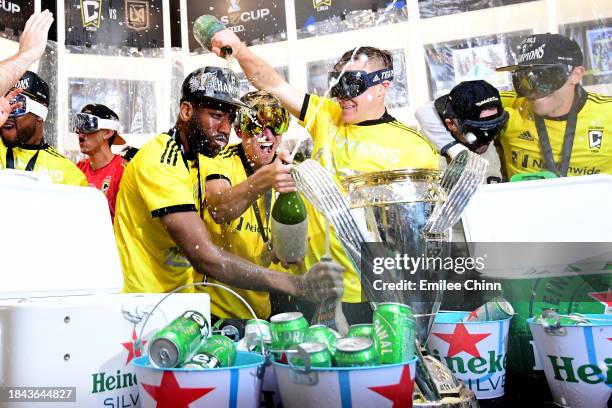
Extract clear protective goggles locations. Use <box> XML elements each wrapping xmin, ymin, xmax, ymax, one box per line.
<box><xmin>238</xmin><ymin>104</ymin><xmax>290</xmax><ymax>136</ymax></box>
<box><xmin>512</xmin><ymin>64</ymin><xmax>573</xmax><ymax>99</ymax></box>
<box><xmin>329</xmin><ymin>68</ymin><xmax>394</xmax><ymax>99</ymax></box>
<box><xmin>461</xmin><ymin>111</ymin><xmax>510</xmax><ymax>148</ymax></box>
<box><xmin>8</xmin><ymin>94</ymin><xmax>48</xmax><ymax>121</ymax></box>
<box><xmin>72</xmin><ymin>112</ymin><xmax>121</xmax><ymax>134</ymax></box>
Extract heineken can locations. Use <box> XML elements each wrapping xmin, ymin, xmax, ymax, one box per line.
<box><xmin>305</xmin><ymin>324</ymin><xmax>340</xmax><ymax>355</ymax></box>
<box><xmin>373</xmin><ymin>302</ymin><xmax>415</xmax><ymax>364</ymax></box>
<box><xmin>334</xmin><ymin>337</ymin><xmax>380</xmax><ymax>367</ymax></box>
<box><xmin>270</xmin><ymin>312</ymin><xmax>309</xmax><ymax>362</ymax></box>
<box><xmin>290</xmin><ymin>342</ymin><xmax>333</xmax><ymax>368</ymax></box>
<box><xmin>183</xmin><ymin>334</ymin><xmax>236</xmax><ymax>368</ymax></box>
<box><xmin>463</xmin><ymin>296</ymin><xmax>515</xmax><ymax>322</ymax></box>
<box><xmin>245</xmin><ymin>319</ymin><xmax>271</xmax><ymax>341</ymax></box>
<box><xmin>149</xmin><ymin>310</ymin><xmax>209</xmax><ymax>368</ymax></box>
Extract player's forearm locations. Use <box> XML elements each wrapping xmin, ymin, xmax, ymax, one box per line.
<box><xmin>206</xmin><ymin>176</ymin><xmax>268</xmax><ymax>224</ymax></box>
<box><xmin>0</xmin><ymin>53</ymin><xmax>35</xmax><ymax>95</ymax></box>
<box><xmin>192</xmin><ymin>244</ymin><xmax>300</xmax><ymax>296</ymax></box>
<box><xmin>233</xmin><ymin>44</ymin><xmax>286</xmax><ymax>95</ymax></box>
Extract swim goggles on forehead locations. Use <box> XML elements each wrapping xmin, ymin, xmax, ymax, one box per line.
<box><xmin>328</xmin><ymin>68</ymin><xmax>394</xmax><ymax>99</ymax></box>
<box><xmin>8</xmin><ymin>94</ymin><xmax>48</xmax><ymax>120</ymax></box>
<box><xmin>72</xmin><ymin>112</ymin><xmax>121</xmax><ymax>134</ymax></box>
<box><xmin>512</xmin><ymin>64</ymin><xmax>573</xmax><ymax>99</ymax></box>
<box><xmin>238</xmin><ymin>104</ymin><xmax>290</xmax><ymax>136</ymax></box>
<box><xmin>461</xmin><ymin>111</ymin><xmax>510</xmax><ymax>147</ymax></box>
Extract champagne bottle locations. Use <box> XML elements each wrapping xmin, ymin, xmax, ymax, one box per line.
<box><xmin>271</xmin><ymin>192</ymin><xmax>307</xmax><ymax>263</ymax></box>
<box><xmin>193</xmin><ymin>15</ymin><xmax>232</xmax><ymax>57</ymax></box>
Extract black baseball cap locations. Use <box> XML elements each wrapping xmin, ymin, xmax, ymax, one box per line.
<box><xmin>181</xmin><ymin>66</ymin><xmax>248</xmax><ymax>109</ymax></box>
<box><xmin>10</xmin><ymin>71</ymin><xmax>49</xmax><ymax>105</ymax></box>
<box><xmin>80</xmin><ymin>104</ymin><xmax>126</xmax><ymax>145</ymax></box>
<box><xmin>436</xmin><ymin>80</ymin><xmax>503</xmax><ymax>122</ymax></box>
<box><xmin>497</xmin><ymin>33</ymin><xmax>583</xmax><ymax>72</ymax></box>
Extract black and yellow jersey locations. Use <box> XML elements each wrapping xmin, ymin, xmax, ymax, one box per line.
<box><xmin>500</xmin><ymin>87</ymin><xmax>611</xmax><ymax>177</ymax></box>
<box><xmin>194</xmin><ymin>144</ymin><xmax>274</xmax><ymax>319</ymax></box>
<box><xmin>0</xmin><ymin>140</ymin><xmax>87</xmax><ymax>186</ymax></box>
<box><xmin>299</xmin><ymin>94</ymin><xmax>440</xmax><ymax>303</ymax></box>
<box><xmin>114</xmin><ymin>131</ymin><xmax>197</xmax><ymax>293</ymax></box>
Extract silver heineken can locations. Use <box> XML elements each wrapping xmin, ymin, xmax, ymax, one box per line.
<box><xmin>463</xmin><ymin>296</ymin><xmax>515</xmax><ymax>322</ymax></box>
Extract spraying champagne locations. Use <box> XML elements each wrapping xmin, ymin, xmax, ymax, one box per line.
<box><xmin>193</xmin><ymin>15</ymin><xmax>232</xmax><ymax>57</ymax></box>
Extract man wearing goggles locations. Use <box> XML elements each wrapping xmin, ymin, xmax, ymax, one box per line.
<box><xmin>417</xmin><ymin>80</ymin><xmax>508</xmax><ymax>183</ymax></box>
<box><xmin>195</xmin><ymin>91</ymin><xmax>296</xmax><ymax>324</ymax></box>
<box><xmin>114</xmin><ymin>67</ymin><xmax>343</xmax><ymax>307</ymax></box>
<box><xmin>0</xmin><ymin>71</ymin><xmax>87</xmax><ymax>186</ymax></box>
<box><xmin>74</xmin><ymin>104</ymin><xmax>127</xmax><ymax>222</ymax></box>
<box><xmin>211</xmin><ymin>30</ymin><xmax>440</xmax><ymax>323</ymax></box>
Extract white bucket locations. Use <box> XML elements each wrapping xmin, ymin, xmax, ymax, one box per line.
<box><xmin>273</xmin><ymin>358</ymin><xmax>418</xmax><ymax>408</ymax></box>
<box><xmin>528</xmin><ymin>314</ymin><xmax>612</xmax><ymax>408</ymax></box>
<box><xmin>427</xmin><ymin>311</ymin><xmax>511</xmax><ymax>399</ymax></box>
<box><xmin>133</xmin><ymin>352</ymin><xmax>264</xmax><ymax>407</ymax></box>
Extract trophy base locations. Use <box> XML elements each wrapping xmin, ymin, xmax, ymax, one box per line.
<box><xmin>414</xmin><ymin>355</ymin><xmax>479</xmax><ymax>408</ymax></box>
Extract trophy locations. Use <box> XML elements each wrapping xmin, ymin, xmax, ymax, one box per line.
<box><xmin>291</xmin><ymin>151</ymin><xmax>487</xmax><ymax>407</ymax></box>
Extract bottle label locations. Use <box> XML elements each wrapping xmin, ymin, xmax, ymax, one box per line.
<box><xmin>271</xmin><ymin>218</ymin><xmax>308</xmax><ymax>263</ymax></box>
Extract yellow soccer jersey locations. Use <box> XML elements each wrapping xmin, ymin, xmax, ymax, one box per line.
<box><xmin>299</xmin><ymin>94</ymin><xmax>440</xmax><ymax>302</ymax></box>
<box><xmin>0</xmin><ymin>141</ymin><xmax>87</xmax><ymax>186</ymax></box>
<box><xmin>500</xmin><ymin>88</ymin><xmax>611</xmax><ymax>177</ymax></box>
<box><xmin>114</xmin><ymin>131</ymin><xmax>197</xmax><ymax>293</ymax></box>
<box><xmin>193</xmin><ymin>144</ymin><xmax>274</xmax><ymax>319</ymax></box>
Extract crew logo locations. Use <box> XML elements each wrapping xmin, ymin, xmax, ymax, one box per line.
<box><xmin>588</xmin><ymin>128</ymin><xmax>603</xmax><ymax>151</ymax></box>
<box><xmin>313</xmin><ymin>0</ymin><xmax>332</xmax><ymax>12</ymax></box>
<box><xmin>125</xmin><ymin>0</ymin><xmax>149</xmax><ymax>31</ymax></box>
<box><xmin>81</xmin><ymin>0</ymin><xmax>102</xmax><ymax>29</ymax></box>
<box><xmin>0</xmin><ymin>0</ymin><xmax>20</xmax><ymax>14</ymax></box>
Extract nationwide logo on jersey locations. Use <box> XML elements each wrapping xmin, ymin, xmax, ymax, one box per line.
<box><xmin>428</xmin><ymin>317</ymin><xmax>509</xmax><ymax>399</ymax></box>
<box><xmin>518</xmin><ymin>131</ymin><xmax>534</xmax><ymax>141</ymax></box>
<box><xmin>81</xmin><ymin>0</ymin><xmax>102</xmax><ymax>29</ymax></box>
<box><xmin>125</xmin><ymin>0</ymin><xmax>149</xmax><ymax>31</ymax></box>
<box><xmin>588</xmin><ymin>128</ymin><xmax>603</xmax><ymax>151</ymax></box>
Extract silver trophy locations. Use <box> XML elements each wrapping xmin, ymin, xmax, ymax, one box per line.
<box><xmin>291</xmin><ymin>150</ymin><xmax>487</xmax><ymax>407</ymax></box>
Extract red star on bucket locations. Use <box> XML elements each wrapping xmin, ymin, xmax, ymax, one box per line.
<box><xmin>122</xmin><ymin>329</ymin><xmax>147</xmax><ymax>365</ymax></box>
<box><xmin>141</xmin><ymin>371</ymin><xmax>215</xmax><ymax>408</ymax></box>
<box><xmin>588</xmin><ymin>290</ymin><xmax>612</xmax><ymax>309</ymax></box>
<box><xmin>369</xmin><ymin>364</ymin><xmax>414</xmax><ymax>408</ymax></box>
<box><xmin>433</xmin><ymin>324</ymin><xmax>491</xmax><ymax>358</ymax></box>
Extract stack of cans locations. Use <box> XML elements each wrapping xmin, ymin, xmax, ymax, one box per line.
<box><xmin>269</xmin><ymin>302</ymin><xmax>416</xmax><ymax>368</ymax></box>
<box><xmin>148</xmin><ymin>310</ymin><xmax>237</xmax><ymax>369</ymax></box>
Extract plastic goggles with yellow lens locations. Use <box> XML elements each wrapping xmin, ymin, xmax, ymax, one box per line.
<box><xmin>238</xmin><ymin>105</ymin><xmax>290</xmax><ymax>136</ymax></box>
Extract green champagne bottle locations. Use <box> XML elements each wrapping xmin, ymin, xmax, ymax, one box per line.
<box><xmin>271</xmin><ymin>192</ymin><xmax>308</xmax><ymax>263</ymax></box>
<box><xmin>193</xmin><ymin>15</ymin><xmax>232</xmax><ymax>57</ymax></box>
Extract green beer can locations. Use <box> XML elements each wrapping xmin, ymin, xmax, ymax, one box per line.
<box><xmin>244</xmin><ymin>319</ymin><xmax>271</xmax><ymax>352</ymax></box>
<box><xmin>463</xmin><ymin>296</ymin><xmax>515</xmax><ymax>322</ymax></box>
<box><xmin>347</xmin><ymin>324</ymin><xmax>375</xmax><ymax>341</ymax></box>
<box><xmin>305</xmin><ymin>324</ymin><xmax>340</xmax><ymax>355</ymax></box>
<box><xmin>149</xmin><ymin>310</ymin><xmax>210</xmax><ymax>368</ymax></box>
<box><xmin>290</xmin><ymin>342</ymin><xmax>333</xmax><ymax>368</ymax></box>
<box><xmin>334</xmin><ymin>337</ymin><xmax>380</xmax><ymax>367</ymax></box>
<box><xmin>270</xmin><ymin>312</ymin><xmax>309</xmax><ymax>349</ymax></box>
<box><xmin>373</xmin><ymin>302</ymin><xmax>415</xmax><ymax>364</ymax></box>
<box><xmin>183</xmin><ymin>334</ymin><xmax>236</xmax><ymax>368</ymax></box>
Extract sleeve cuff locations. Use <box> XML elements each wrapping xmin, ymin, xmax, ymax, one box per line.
<box><xmin>205</xmin><ymin>174</ymin><xmax>231</xmax><ymax>184</ymax></box>
<box><xmin>299</xmin><ymin>94</ymin><xmax>311</xmax><ymax>122</ymax></box>
<box><xmin>151</xmin><ymin>204</ymin><xmax>197</xmax><ymax>218</ymax></box>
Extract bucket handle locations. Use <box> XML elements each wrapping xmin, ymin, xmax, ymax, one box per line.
<box><xmin>134</xmin><ymin>282</ymin><xmax>268</xmax><ymax>358</ymax></box>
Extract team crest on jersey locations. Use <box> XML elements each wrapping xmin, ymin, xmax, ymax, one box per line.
<box><xmin>101</xmin><ymin>176</ymin><xmax>112</xmax><ymax>195</ymax></box>
<box><xmin>588</xmin><ymin>128</ymin><xmax>603</xmax><ymax>151</ymax></box>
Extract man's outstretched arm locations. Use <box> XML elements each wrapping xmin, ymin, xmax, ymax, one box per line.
<box><xmin>211</xmin><ymin>29</ymin><xmax>305</xmax><ymax>118</ymax></box>
<box><xmin>0</xmin><ymin>11</ymin><xmax>54</xmax><ymax>96</ymax></box>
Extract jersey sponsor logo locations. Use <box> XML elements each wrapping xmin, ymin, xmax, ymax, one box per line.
<box><xmin>518</xmin><ymin>131</ymin><xmax>534</xmax><ymax>141</ymax></box>
<box><xmin>81</xmin><ymin>0</ymin><xmax>102</xmax><ymax>29</ymax></box>
<box><xmin>231</xmin><ymin>216</ymin><xmax>269</xmax><ymax>235</ymax></box>
<box><xmin>163</xmin><ymin>247</ymin><xmax>191</xmax><ymax>268</ymax></box>
<box><xmin>332</xmin><ymin>135</ymin><xmax>402</xmax><ymax>165</ymax></box>
<box><xmin>588</xmin><ymin>128</ymin><xmax>603</xmax><ymax>151</ymax></box>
